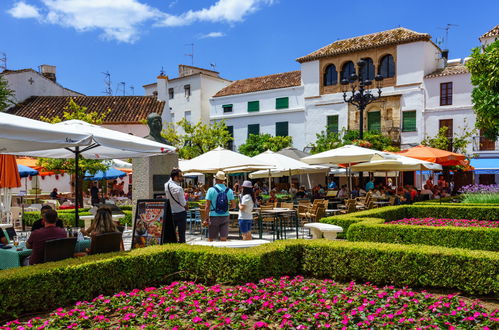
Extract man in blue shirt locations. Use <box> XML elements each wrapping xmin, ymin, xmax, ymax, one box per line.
<box><xmin>328</xmin><ymin>180</ymin><xmax>337</xmax><ymax>189</ymax></box>
<box><xmin>365</xmin><ymin>177</ymin><xmax>375</xmax><ymax>192</ymax></box>
<box><xmin>204</xmin><ymin>171</ymin><xmax>236</xmax><ymax>242</ymax></box>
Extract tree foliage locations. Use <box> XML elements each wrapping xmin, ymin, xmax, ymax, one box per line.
<box><xmin>421</xmin><ymin>126</ymin><xmax>475</xmax><ymax>158</ymax></box>
<box><xmin>466</xmin><ymin>40</ymin><xmax>499</xmax><ymax>140</ymax></box>
<box><xmin>38</xmin><ymin>98</ymin><xmax>109</xmax><ymax>175</ymax></box>
<box><xmin>238</xmin><ymin>134</ymin><xmax>293</xmax><ymax>157</ymax></box>
<box><xmin>310</xmin><ymin>128</ymin><xmax>398</xmax><ymax>154</ymax></box>
<box><xmin>0</xmin><ymin>75</ymin><xmax>15</xmax><ymax>111</ymax></box>
<box><xmin>162</xmin><ymin>118</ymin><xmax>233</xmax><ymax>159</ymax></box>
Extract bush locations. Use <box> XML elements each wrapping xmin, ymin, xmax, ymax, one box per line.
<box><xmin>321</xmin><ymin>205</ymin><xmax>499</xmax><ymax>250</ymax></box>
<box><xmin>0</xmin><ymin>240</ymin><xmax>496</xmax><ymax>320</ymax></box>
<box><xmin>23</xmin><ymin>210</ymin><xmax>133</xmax><ymax>227</ymax></box>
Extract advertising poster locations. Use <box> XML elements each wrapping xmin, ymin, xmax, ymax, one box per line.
<box><xmin>131</xmin><ymin>199</ymin><xmax>176</xmax><ymax>249</ymax></box>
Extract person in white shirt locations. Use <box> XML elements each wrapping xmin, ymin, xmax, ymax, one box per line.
<box><xmin>238</xmin><ymin>180</ymin><xmax>255</xmax><ymax>240</ymax></box>
<box><xmin>165</xmin><ymin>168</ymin><xmax>188</xmax><ymax>243</ymax></box>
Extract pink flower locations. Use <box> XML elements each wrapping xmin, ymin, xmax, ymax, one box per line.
<box><xmin>254</xmin><ymin>321</ymin><xmax>268</xmax><ymax>328</ymax></box>
<box><xmin>192</xmin><ymin>317</ymin><xmax>203</xmax><ymax>323</ymax></box>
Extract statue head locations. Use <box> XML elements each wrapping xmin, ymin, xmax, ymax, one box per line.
<box><xmin>147</xmin><ymin>113</ymin><xmax>163</xmax><ymax>134</ymax></box>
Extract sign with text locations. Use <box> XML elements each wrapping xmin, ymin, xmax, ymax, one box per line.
<box><xmin>131</xmin><ymin>199</ymin><xmax>176</xmax><ymax>249</ymax></box>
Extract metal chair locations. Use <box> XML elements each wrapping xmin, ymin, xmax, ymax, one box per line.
<box><xmin>44</xmin><ymin>237</ymin><xmax>77</xmax><ymax>263</ymax></box>
<box><xmin>89</xmin><ymin>232</ymin><xmax>123</xmax><ymax>255</ymax></box>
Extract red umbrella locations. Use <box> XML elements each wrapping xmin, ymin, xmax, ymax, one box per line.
<box><xmin>0</xmin><ymin>155</ymin><xmax>21</xmax><ymax>188</ymax></box>
<box><xmin>396</xmin><ymin>145</ymin><xmax>466</xmax><ymax>166</ymax></box>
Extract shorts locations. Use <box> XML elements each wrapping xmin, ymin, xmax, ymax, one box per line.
<box><xmin>238</xmin><ymin>219</ymin><xmax>252</xmax><ymax>234</ymax></box>
<box><xmin>208</xmin><ymin>216</ymin><xmax>229</xmax><ymax>240</ymax></box>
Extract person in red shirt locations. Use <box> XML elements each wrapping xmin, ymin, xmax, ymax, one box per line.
<box><xmin>26</xmin><ymin>209</ymin><xmax>67</xmax><ymax>265</ymax></box>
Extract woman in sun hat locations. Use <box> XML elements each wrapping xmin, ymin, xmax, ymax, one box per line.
<box><xmin>238</xmin><ymin>180</ymin><xmax>255</xmax><ymax>240</ymax></box>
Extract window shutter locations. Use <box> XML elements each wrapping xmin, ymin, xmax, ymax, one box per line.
<box><xmin>248</xmin><ymin>101</ymin><xmax>259</xmax><ymax>112</ymax></box>
<box><xmin>402</xmin><ymin>111</ymin><xmax>416</xmax><ymax>132</ymax></box>
<box><xmin>367</xmin><ymin>111</ymin><xmax>381</xmax><ymax>132</ymax></box>
<box><xmin>276</xmin><ymin>122</ymin><xmax>289</xmax><ymax>137</ymax></box>
<box><xmin>327</xmin><ymin>115</ymin><xmax>339</xmax><ymax>134</ymax></box>
<box><xmin>248</xmin><ymin>124</ymin><xmax>260</xmax><ymax>137</ymax></box>
<box><xmin>276</xmin><ymin>97</ymin><xmax>289</xmax><ymax>109</ymax></box>
<box><xmin>222</xmin><ymin>104</ymin><xmax>233</xmax><ymax>113</ymax></box>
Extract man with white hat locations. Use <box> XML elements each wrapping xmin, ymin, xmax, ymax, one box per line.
<box><xmin>204</xmin><ymin>171</ymin><xmax>236</xmax><ymax>242</ymax></box>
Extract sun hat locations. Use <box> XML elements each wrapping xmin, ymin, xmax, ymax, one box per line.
<box><xmin>215</xmin><ymin>170</ymin><xmax>226</xmax><ymax>181</ymax></box>
<box><xmin>242</xmin><ymin>180</ymin><xmax>253</xmax><ymax>188</ymax></box>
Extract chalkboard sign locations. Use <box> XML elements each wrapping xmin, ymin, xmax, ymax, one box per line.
<box><xmin>131</xmin><ymin>199</ymin><xmax>176</xmax><ymax>249</ymax></box>
<box><xmin>153</xmin><ymin>175</ymin><xmax>170</xmax><ymax>192</ymax></box>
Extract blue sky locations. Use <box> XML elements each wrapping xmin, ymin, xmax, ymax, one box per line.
<box><xmin>1</xmin><ymin>0</ymin><xmax>497</xmax><ymax>96</ymax></box>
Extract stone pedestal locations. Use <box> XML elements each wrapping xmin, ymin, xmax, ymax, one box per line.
<box><xmin>132</xmin><ymin>153</ymin><xmax>178</xmax><ymax>201</ymax></box>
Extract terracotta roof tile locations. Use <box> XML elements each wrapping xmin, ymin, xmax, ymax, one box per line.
<box><xmin>213</xmin><ymin>71</ymin><xmax>301</xmax><ymax>97</ymax></box>
<box><xmin>425</xmin><ymin>64</ymin><xmax>469</xmax><ymax>78</ymax></box>
<box><xmin>7</xmin><ymin>96</ymin><xmax>165</xmax><ymax>124</ymax></box>
<box><xmin>480</xmin><ymin>24</ymin><xmax>499</xmax><ymax>40</ymax></box>
<box><xmin>297</xmin><ymin>27</ymin><xmax>432</xmax><ymax>63</ymax></box>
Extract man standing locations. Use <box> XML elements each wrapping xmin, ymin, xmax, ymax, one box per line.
<box><xmin>90</xmin><ymin>182</ymin><xmax>99</xmax><ymax>206</ymax></box>
<box><xmin>204</xmin><ymin>171</ymin><xmax>235</xmax><ymax>242</ymax></box>
<box><xmin>165</xmin><ymin>168</ymin><xmax>188</xmax><ymax>243</ymax></box>
<box><xmin>26</xmin><ymin>209</ymin><xmax>67</xmax><ymax>265</ymax></box>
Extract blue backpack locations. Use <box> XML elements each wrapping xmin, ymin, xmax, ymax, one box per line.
<box><xmin>212</xmin><ymin>186</ymin><xmax>230</xmax><ymax>214</ymax></box>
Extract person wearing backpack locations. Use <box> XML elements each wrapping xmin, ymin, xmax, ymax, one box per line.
<box><xmin>204</xmin><ymin>171</ymin><xmax>236</xmax><ymax>242</ymax></box>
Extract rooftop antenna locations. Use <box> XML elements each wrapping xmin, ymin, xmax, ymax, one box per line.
<box><xmin>437</xmin><ymin>24</ymin><xmax>459</xmax><ymax>49</ymax></box>
<box><xmin>129</xmin><ymin>85</ymin><xmax>135</xmax><ymax>95</ymax></box>
<box><xmin>159</xmin><ymin>66</ymin><xmax>165</xmax><ymax>76</ymax></box>
<box><xmin>210</xmin><ymin>63</ymin><xmax>217</xmax><ymax>71</ymax></box>
<box><xmin>102</xmin><ymin>71</ymin><xmax>112</xmax><ymax>96</ymax></box>
<box><xmin>117</xmin><ymin>82</ymin><xmax>126</xmax><ymax>96</ymax></box>
<box><xmin>185</xmin><ymin>43</ymin><xmax>194</xmax><ymax>66</ymax></box>
<box><xmin>0</xmin><ymin>53</ymin><xmax>6</xmax><ymax>71</ymax></box>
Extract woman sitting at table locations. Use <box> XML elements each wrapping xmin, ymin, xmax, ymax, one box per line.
<box><xmin>267</xmin><ymin>190</ymin><xmax>278</xmax><ymax>205</ymax></box>
<box><xmin>81</xmin><ymin>206</ymin><xmax>120</xmax><ymax>237</ymax></box>
<box><xmin>31</xmin><ymin>205</ymin><xmax>64</xmax><ymax>231</ymax></box>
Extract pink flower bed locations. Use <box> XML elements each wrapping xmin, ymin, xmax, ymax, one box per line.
<box><xmin>387</xmin><ymin>218</ymin><xmax>499</xmax><ymax>228</ymax></box>
<box><xmin>2</xmin><ymin>277</ymin><xmax>497</xmax><ymax>329</ymax></box>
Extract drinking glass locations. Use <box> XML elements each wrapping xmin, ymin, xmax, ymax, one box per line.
<box><xmin>12</xmin><ymin>236</ymin><xmax>19</xmax><ymax>247</ymax></box>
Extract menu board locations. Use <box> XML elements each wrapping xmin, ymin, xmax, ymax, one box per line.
<box><xmin>131</xmin><ymin>199</ymin><xmax>176</xmax><ymax>249</ymax></box>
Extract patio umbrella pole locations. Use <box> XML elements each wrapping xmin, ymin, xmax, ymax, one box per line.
<box><xmin>74</xmin><ymin>147</ymin><xmax>80</xmax><ymax>227</ymax></box>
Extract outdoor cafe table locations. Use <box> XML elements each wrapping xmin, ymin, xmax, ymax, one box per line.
<box><xmin>259</xmin><ymin>208</ymin><xmax>298</xmax><ymax>240</ymax></box>
<box><xmin>0</xmin><ymin>239</ymin><xmax>91</xmax><ymax>270</ymax></box>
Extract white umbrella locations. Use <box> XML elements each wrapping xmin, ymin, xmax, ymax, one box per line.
<box><xmin>249</xmin><ymin>150</ymin><xmax>328</xmax><ymax>178</ymax></box>
<box><xmin>301</xmin><ymin>145</ymin><xmax>383</xmax><ymax>165</ymax></box>
<box><xmin>180</xmin><ymin>147</ymin><xmax>273</xmax><ymax>174</ymax></box>
<box><xmin>351</xmin><ymin>154</ymin><xmax>442</xmax><ymax>172</ymax></box>
<box><xmin>0</xmin><ymin>112</ymin><xmax>92</xmax><ymax>153</ymax></box>
<box><xmin>13</xmin><ymin>120</ymin><xmax>176</xmax><ymax>225</ymax></box>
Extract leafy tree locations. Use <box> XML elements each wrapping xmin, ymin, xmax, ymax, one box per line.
<box><xmin>421</xmin><ymin>126</ymin><xmax>475</xmax><ymax>158</ymax></box>
<box><xmin>162</xmin><ymin>118</ymin><xmax>233</xmax><ymax>159</ymax></box>
<box><xmin>466</xmin><ymin>40</ymin><xmax>499</xmax><ymax>140</ymax></box>
<box><xmin>38</xmin><ymin>98</ymin><xmax>110</xmax><ymax>177</ymax></box>
<box><xmin>310</xmin><ymin>128</ymin><xmax>397</xmax><ymax>154</ymax></box>
<box><xmin>238</xmin><ymin>134</ymin><xmax>293</xmax><ymax>157</ymax></box>
<box><xmin>0</xmin><ymin>75</ymin><xmax>15</xmax><ymax>111</ymax></box>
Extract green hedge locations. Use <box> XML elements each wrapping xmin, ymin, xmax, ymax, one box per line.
<box><xmin>321</xmin><ymin>205</ymin><xmax>499</xmax><ymax>250</ymax></box>
<box><xmin>23</xmin><ymin>210</ymin><xmax>133</xmax><ymax>228</ymax></box>
<box><xmin>0</xmin><ymin>240</ymin><xmax>497</xmax><ymax>320</ymax></box>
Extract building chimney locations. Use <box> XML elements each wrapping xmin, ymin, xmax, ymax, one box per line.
<box><xmin>441</xmin><ymin>50</ymin><xmax>449</xmax><ymax>60</ymax></box>
<box><xmin>39</xmin><ymin>64</ymin><xmax>56</xmax><ymax>82</ymax></box>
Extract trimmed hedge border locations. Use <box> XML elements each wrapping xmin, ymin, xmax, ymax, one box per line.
<box><xmin>0</xmin><ymin>240</ymin><xmax>497</xmax><ymax>320</ymax></box>
<box><xmin>23</xmin><ymin>210</ymin><xmax>133</xmax><ymax>227</ymax></box>
<box><xmin>320</xmin><ymin>205</ymin><xmax>499</xmax><ymax>251</ymax></box>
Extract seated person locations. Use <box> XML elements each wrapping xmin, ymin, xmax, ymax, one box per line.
<box><xmin>31</xmin><ymin>205</ymin><xmax>64</xmax><ymax>231</ymax></box>
<box><xmin>420</xmin><ymin>184</ymin><xmax>433</xmax><ymax>198</ymax></box>
<box><xmin>295</xmin><ymin>186</ymin><xmax>307</xmax><ymax>199</ymax></box>
<box><xmin>267</xmin><ymin>190</ymin><xmax>278</xmax><ymax>204</ymax></box>
<box><xmin>26</xmin><ymin>209</ymin><xmax>67</xmax><ymax>265</ymax></box>
<box><xmin>80</xmin><ymin>206</ymin><xmax>123</xmax><ymax>252</ymax></box>
<box><xmin>0</xmin><ymin>229</ymin><xmax>8</xmax><ymax>245</ymax></box>
<box><xmin>337</xmin><ymin>185</ymin><xmax>349</xmax><ymax>198</ymax></box>
<box><xmin>49</xmin><ymin>188</ymin><xmax>59</xmax><ymax>199</ymax></box>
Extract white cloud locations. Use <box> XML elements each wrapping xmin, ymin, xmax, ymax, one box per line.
<box><xmin>7</xmin><ymin>1</ymin><xmax>41</xmax><ymax>19</ymax></box>
<box><xmin>6</xmin><ymin>0</ymin><xmax>276</xmax><ymax>43</ymax></box>
<box><xmin>158</xmin><ymin>0</ymin><xmax>275</xmax><ymax>27</ymax></box>
<box><xmin>199</xmin><ymin>31</ymin><xmax>225</xmax><ymax>39</ymax></box>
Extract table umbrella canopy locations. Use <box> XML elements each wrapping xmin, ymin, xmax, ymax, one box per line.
<box><xmin>301</xmin><ymin>145</ymin><xmax>384</xmax><ymax>165</ymax></box>
<box><xmin>0</xmin><ymin>155</ymin><xmax>21</xmax><ymax>188</ymax></box>
<box><xmin>249</xmin><ymin>150</ymin><xmax>328</xmax><ymax>179</ymax></box>
<box><xmin>396</xmin><ymin>145</ymin><xmax>465</xmax><ymax>166</ymax></box>
<box><xmin>0</xmin><ymin>112</ymin><xmax>92</xmax><ymax>153</ymax></box>
<box><xmin>85</xmin><ymin>167</ymin><xmax>127</xmax><ymax>181</ymax></box>
<box><xmin>17</xmin><ymin>120</ymin><xmax>176</xmax><ymax>159</ymax></box>
<box><xmin>17</xmin><ymin>164</ymin><xmax>39</xmax><ymax>178</ymax></box>
<box><xmin>180</xmin><ymin>147</ymin><xmax>273</xmax><ymax>174</ymax></box>
<box><xmin>351</xmin><ymin>153</ymin><xmax>442</xmax><ymax>172</ymax></box>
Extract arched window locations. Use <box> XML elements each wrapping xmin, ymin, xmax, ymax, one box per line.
<box><xmin>340</xmin><ymin>61</ymin><xmax>356</xmax><ymax>81</ymax></box>
<box><xmin>359</xmin><ymin>58</ymin><xmax>375</xmax><ymax>81</ymax></box>
<box><xmin>378</xmin><ymin>54</ymin><xmax>395</xmax><ymax>78</ymax></box>
<box><xmin>323</xmin><ymin>64</ymin><xmax>338</xmax><ymax>86</ymax></box>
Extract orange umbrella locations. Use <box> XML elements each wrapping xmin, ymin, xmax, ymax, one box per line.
<box><xmin>396</xmin><ymin>145</ymin><xmax>466</xmax><ymax>166</ymax></box>
<box><xmin>0</xmin><ymin>155</ymin><xmax>21</xmax><ymax>188</ymax></box>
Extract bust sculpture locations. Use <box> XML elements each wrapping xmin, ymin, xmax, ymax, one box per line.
<box><xmin>144</xmin><ymin>113</ymin><xmax>171</xmax><ymax>145</ymax></box>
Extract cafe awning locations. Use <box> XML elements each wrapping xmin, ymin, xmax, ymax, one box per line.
<box><xmin>469</xmin><ymin>158</ymin><xmax>499</xmax><ymax>174</ymax></box>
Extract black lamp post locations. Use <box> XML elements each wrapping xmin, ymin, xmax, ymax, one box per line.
<box><xmin>341</xmin><ymin>59</ymin><xmax>384</xmax><ymax>140</ymax></box>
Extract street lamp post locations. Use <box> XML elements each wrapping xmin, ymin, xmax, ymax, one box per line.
<box><xmin>341</xmin><ymin>59</ymin><xmax>384</xmax><ymax>187</ymax></box>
